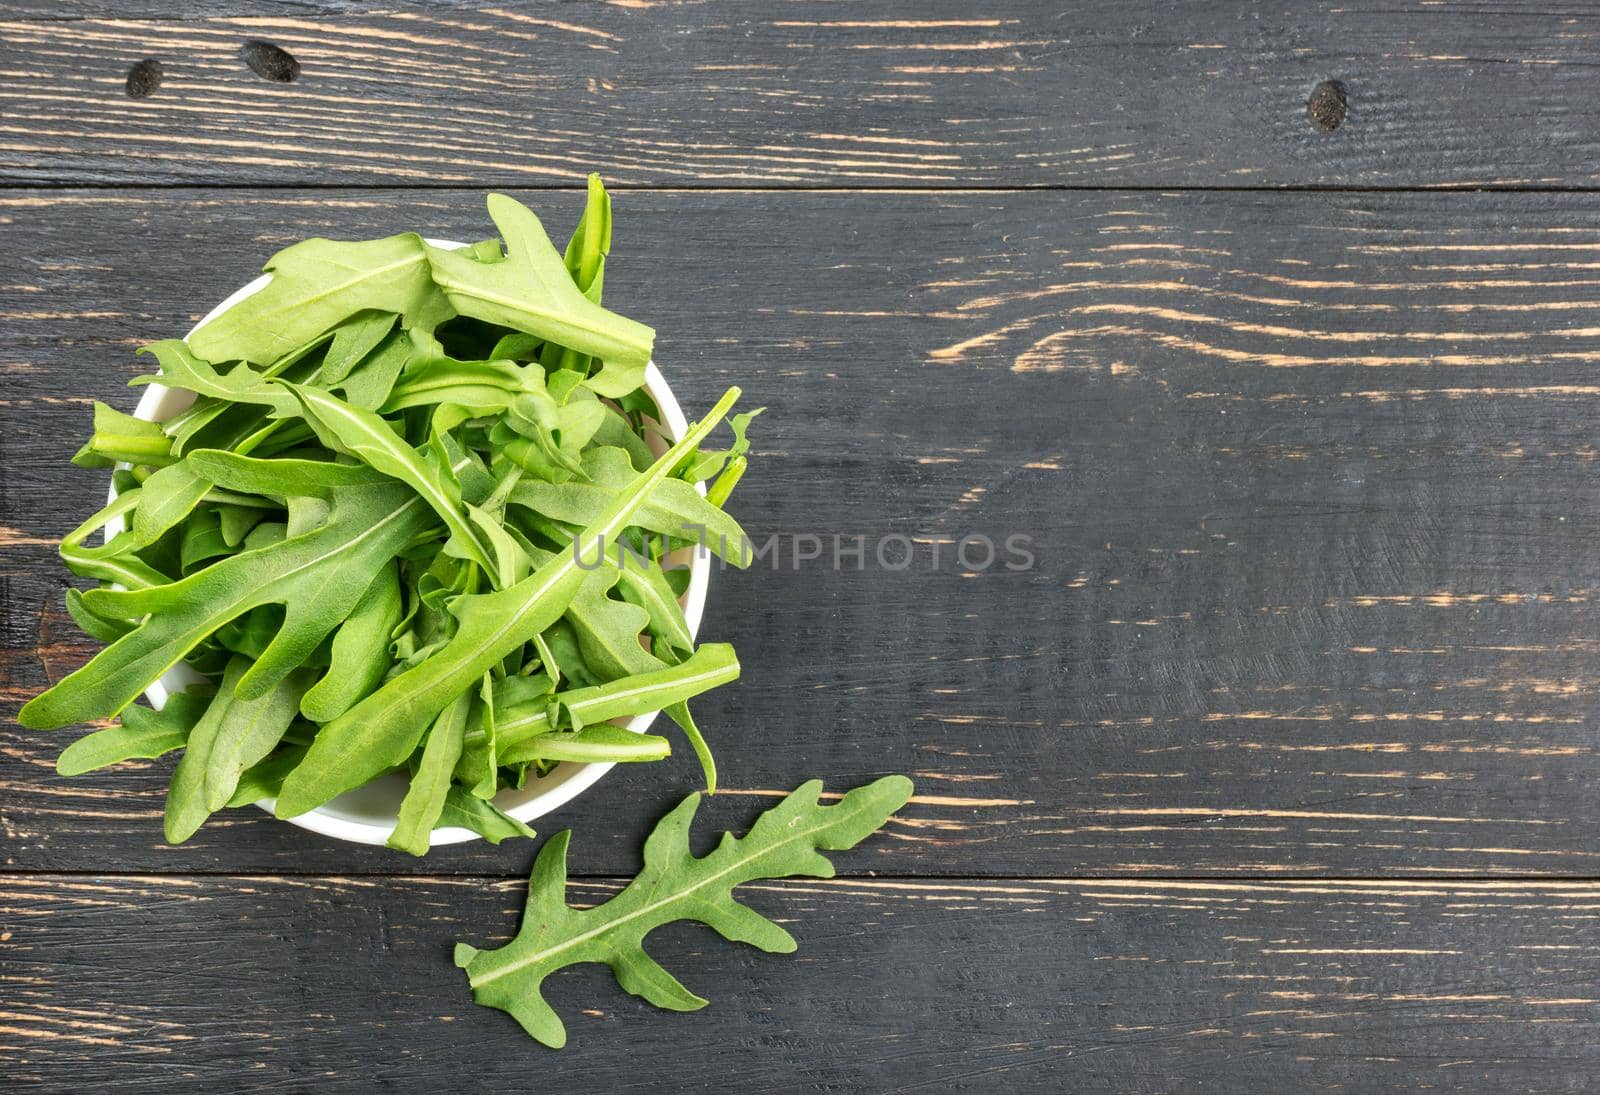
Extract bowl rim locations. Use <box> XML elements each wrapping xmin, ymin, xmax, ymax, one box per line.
<box><xmin>109</xmin><ymin>238</ymin><xmax>709</xmax><ymax>847</ymax></box>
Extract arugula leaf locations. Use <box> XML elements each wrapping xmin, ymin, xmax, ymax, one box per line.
<box><xmin>165</xmin><ymin>657</ymin><xmax>309</xmax><ymax>842</ymax></box>
<box><xmin>455</xmin><ymin>776</ymin><xmax>914</xmax><ymax>1047</ymax></box>
<box><xmin>438</xmin><ymin>786</ymin><xmax>536</xmax><ymax>844</ymax></box>
<box><xmin>322</xmin><ymin>310</ymin><xmax>398</xmax><ymax>384</ymax></box>
<box><xmin>179</xmin><ymin>509</ymin><xmax>232</xmax><ymax>573</ymax></box>
<box><xmin>455</xmin><ymin>641</ymin><xmax>740</xmax><ymax>776</ymax></box>
<box><xmin>592</xmin><ymin>406</ymin><xmax>655</xmax><ymax>470</ymax></box>
<box><xmin>188</xmin><ymin>233</ymin><xmax>450</xmax><ymax>366</ymax></box>
<box><xmin>564</xmin><ymin>567</ymin><xmax>656</xmax><ymax>677</ymax></box>
<box><xmin>561</xmin><ymin>569</ymin><xmax>720</xmax><ymax>791</ymax></box>
<box><xmin>185</xmin><ymin>448</ymin><xmax>391</xmax><ymax>496</ymax></box>
<box><xmin>203</xmin><ymin>662</ymin><xmax>313</xmax><ymax>812</ymax></box>
<box><xmin>136</xmin><ymin>340</ymin><xmax>301</xmax><ymax>417</ymax></box>
<box><xmin>501</xmin><ymin>382</ymin><xmax>607</xmax><ymax>479</ymax></box>
<box><xmin>55</xmin><ymin>491</ymin><xmax>170</xmax><ymax>591</ymax></box>
<box><xmin>217</xmin><ymin>503</ymin><xmax>267</xmax><ymax>548</ymax></box>
<box><xmin>72</xmin><ymin>401</ymin><xmax>176</xmax><ymax>468</ymax></box>
<box><xmin>299</xmin><ymin>560</ymin><xmax>404</xmax><ymax>722</ymax></box>
<box><xmin>613</xmin><ymin>556</ymin><xmax>695</xmax><ymax>653</ymax></box>
<box><xmin>660</xmin><ymin>695</ymin><xmax>716</xmax><ymax>794</ymax></box>
<box><xmin>382</xmin><ymin>357</ymin><xmax>530</xmax><ymax>415</ymax></box>
<box><xmin>424</xmin><ymin>194</ymin><xmax>654</xmax><ymax>399</ymax></box>
<box><xmin>112</xmin><ymin>459</ymin><xmax>211</xmax><ymax>555</ymax></box>
<box><xmin>541</xmin><ymin>172</ymin><xmax>613</xmax><ymax>380</ymax></box>
<box><xmin>389</xmin><ymin>690</ymin><xmax>473</xmax><ymax>857</ymax></box>
<box><xmin>506</xmin><ymin>725</ymin><xmax>670</xmax><ymax>764</ymax></box>
<box><xmin>688</xmin><ymin>407</ymin><xmax>764</xmax><ymax>486</ymax></box>
<box><xmin>337</xmin><ymin>328</ymin><xmax>417</xmax><ymax>410</ymax></box>
<box><xmin>64</xmin><ymin>588</ymin><xmax>133</xmax><ymax>644</ymax></box>
<box><xmin>55</xmin><ymin>687</ymin><xmax>213</xmax><ymax>776</ymax></box>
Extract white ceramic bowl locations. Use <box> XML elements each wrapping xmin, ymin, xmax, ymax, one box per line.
<box><xmin>107</xmin><ymin>239</ymin><xmax>709</xmax><ymax>846</ymax></box>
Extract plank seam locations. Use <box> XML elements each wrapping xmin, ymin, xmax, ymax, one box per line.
<box><xmin>9</xmin><ymin>181</ymin><xmax>1600</xmax><ymax>195</ymax></box>
<box><xmin>7</xmin><ymin>870</ymin><xmax>1600</xmax><ymax>883</ymax></box>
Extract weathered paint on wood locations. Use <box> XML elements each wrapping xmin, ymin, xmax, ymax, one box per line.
<box><xmin>5</xmin><ymin>189</ymin><xmax>1600</xmax><ymax>877</ymax></box>
<box><xmin>6</xmin><ymin>873</ymin><xmax>1600</xmax><ymax>1092</ymax></box>
<box><xmin>6</xmin><ymin>2</ymin><xmax>1600</xmax><ymax>188</ymax></box>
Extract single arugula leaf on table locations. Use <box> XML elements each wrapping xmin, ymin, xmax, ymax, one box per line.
<box><xmin>455</xmin><ymin>775</ymin><xmax>915</xmax><ymax>1048</ymax></box>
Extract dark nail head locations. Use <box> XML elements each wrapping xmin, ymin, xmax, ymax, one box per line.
<box><xmin>1307</xmin><ymin>80</ymin><xmax>1347</xmax><ymax>132</ymax></box>
<box><xmin>241</xmin><ymin>40</ymin><xmax>300</xmax><ymax>83</ymax></box>
<box><xmin>125</xmin><ymin>58</ymin><xmax>162</xmax><ymax>99</ymax></box>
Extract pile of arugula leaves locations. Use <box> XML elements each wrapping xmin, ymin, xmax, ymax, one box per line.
<box><xmin>24</xmin><ymin>183</ymin><xmax>916</xmax><ymax>1046</ymax></box>
<box><xmin>22</xmin><ymin>181</ymin><xmax>760</xmax><ymax>855</ymax></box>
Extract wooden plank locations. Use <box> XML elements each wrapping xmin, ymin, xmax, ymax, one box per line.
<box><xmin>6</xmin><ymin>2</ymin><xmax>1600</xmax><ymax>188</ymax></box>
<box><xmin>7</xmin><ymin>188</ymin><xmax>1600</xmax><ymax>877</ymax></box>
<box><xmin>5</xmin><ymin>873</ymin><xmax>1600</xmax><ymax>1091</ymax></box>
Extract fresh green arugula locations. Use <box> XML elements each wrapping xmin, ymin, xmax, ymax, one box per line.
<box><xmin>186</xmin><ymin>233</ymin><xmax>447</xmax><ymax>366</ymax></box>
<box><xmin>29</xmin><ymin>185</ymin><xmax>918</xmax><ymax>1049</ymax></box>
<box><xmin>28</xmin><ymin>183</ymin><xmax>757</xmax><ymax>856</ymax></box>
<box><xmin>424</xmin><ymin>193</ymin><xmax>654</xmax><ymax>399</ymax></box>
<box><xmin>456</xmin><ymin>776</ymin><xmax>914</xmax><ymax>1047</ymax></box>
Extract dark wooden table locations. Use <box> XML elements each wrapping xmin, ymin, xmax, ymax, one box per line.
<box><xmin>9</xmin><ymin>3</ymin><xmax>1600</xmax><ymax>1091</ymax></box>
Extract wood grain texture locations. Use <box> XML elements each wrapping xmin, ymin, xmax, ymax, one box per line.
<box><xmin>8</xmin><ymin>1</ymin><xmax>1600</xmax><ymax>188</ymax></box>
<box><xmin>6</xmin><ymin>873</ymin><xmax>1600</xmax><ymax>1092</ymax></box>
<box><xmin>6</xmin><ymin>3</ymin><xmax>1600</xmax><ymax>1086</ymax></box>
<box><xmin>6</xmin><ymin>188</ymin><xmax>1600</xmax><ymax>876</ymax></box>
